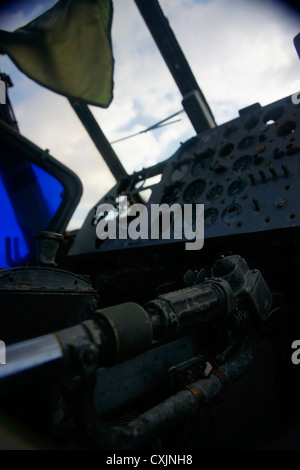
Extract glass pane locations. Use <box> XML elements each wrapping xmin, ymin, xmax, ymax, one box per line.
<box><xmin>0</xmin><ymin>148</ymin><xmax>64</xmax><ymax>268</ymax></box>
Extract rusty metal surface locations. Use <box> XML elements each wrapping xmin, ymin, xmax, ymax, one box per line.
<box><xmin>99</xmin><ymin>340</ymin><xmax>254</xmax><ymax>449</ymax></box>
<box><xmin>93</xmin><ymin>334</ymin><xmax>195</xmax><ymax>415</ymax></box>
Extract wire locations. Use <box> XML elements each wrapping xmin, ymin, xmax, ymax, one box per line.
<box><xmin>110</xmin><ymin>109</ymin><xmax>184</xmax><ymax>144</ymax></box>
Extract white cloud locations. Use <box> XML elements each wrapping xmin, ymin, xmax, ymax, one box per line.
<box><xmin>159</xmin><ymin>0</ymin><xmax>300</xmax><ymax>117</ymax></box>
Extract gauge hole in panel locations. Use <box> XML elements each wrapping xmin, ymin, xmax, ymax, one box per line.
<box><xmin>227</xmin><ymin>178</ymin><xmax>248</xmax><ymax>197</ymax></box>
<box><xmin>222</xmin><ymin>203</ymin><xmax>242</xmax><ymax>225</ymax></box>
<box><xmin>223</xmin><ymin>125</ymin><xmax>239</xmax><ymax>139</ymax></box>
<box><xmin>192</xmin><ymin>149</ymin><xmax>214</xmax><ymax>176</ymax></box>
<box><xmin>263</xmin><ymin>106</ymin><xmax>284</xmax><ymax>126</ymax></box>
<box><xmin>232</xmin><ymin>155</ymin><xmax>253</xmax><ymax>173</ymax></box>
<box><xmin>238</xmin><ymin>135</ymin><xmax>257</xmax><ymax>151</ymax></box>
<box><xmin>276</xmin><ymin>121</ymin><xmax>297</xmax><ymax>137</ymax></box>
<box><xmin>161</xmin><ymin>184</ymin><xmax>183</xmax><ymax>204</ymax></box>
<box><xmin>206</xmin><ymin>184</ymin><xmax>224</xmax><ymax>202</ymax></box>
<box><xmin>243</xmin><ymin>116</ymin><xmax>259</xmax><ymax>131</ymax></box>
<box><xmin>219</xmin><ymin>143</ymin><xmax>234</xmax><ymax>158</ymax></box>
<box><xmin>177</xmin><ymin>137</ymin><xmax>199</xmax><ymax>161</ymax></box>
<box><xmin>183</xmin><ymin>179</ymin><xmax>206</xmax><ymax>203</ymax></box>
<box><xmin>204</xmin><ymin>208</ymin><xmax>218</xmax><ymax>228</ymax></box>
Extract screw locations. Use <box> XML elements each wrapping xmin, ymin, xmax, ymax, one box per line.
<box><xmin>248</xmin><ymin>172</ymin><xmax>256</xmax><ymax>184</ymax></box>
<box><xmin>259</xmin><ymin>169</ymin><xmax>267</xmax><ymax>181</ymax></box>
<box><xmin>275</xmin><ymin>198</ymin><xmax>287</xmax><ymax>209</ymax></box>
<box><xmin>281</xmin><ymin>163</ymin><xmax>289</xmax><ymax>176</ymax></box>
<box><xmin>256</xmin><ymin>145</ymin><xmax>265</xmax><ymax>153</ymax></box>
<box><xmin>253</xmin><ymin>198</ymin><xmax>260</xmax><ymax>211</ymax></box>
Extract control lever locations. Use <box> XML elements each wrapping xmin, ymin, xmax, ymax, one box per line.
<box><xmin>0</xmin><ymin>255</ymin><xmax>272</xmax><ymax>389</ymax></box>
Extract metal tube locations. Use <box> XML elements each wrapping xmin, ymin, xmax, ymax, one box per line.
<box><xmin>100</xmin><ymin>341</ymin><xmax>253</xmax><ymax>449</ymax></box>
<box><xmin>0</xmin><ymin>334</ymin><xmax>63</xmax><ymax>386</ymax></box>
<box><xmin>0</xmin><ymin>320</ymin><xmax>103</xmax><ymax>390</ymax></box>
<box><xmin>144</xmin><ymin>280</ymin><xmax>232</xmax><ymax>340</ymax></box>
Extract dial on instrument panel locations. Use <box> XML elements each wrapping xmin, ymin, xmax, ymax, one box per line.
<box><xmin>276</xmin><ymin>121</ymin><xmax>297</xmax><ymax>137</ymax></box>
<box><xmin>228</xmin><ymin>178</ymin><xmax>248</xmax><ymax>197</ymax></box>
<box><xmin>177</xmin><ymin>137</ymin><xmax>198</xmax><ymax>161</ymax></box>
<box><xmin>223</xmin><ymin>125</ymin><xmax>238</xmax><ymax>139</ymax></box>
<box><xmin>192</xmin><ymin>148</ymin><xmax>214</xmax><ymax>176</ymax></box>
<box><xmin>232</xmin><ymin>155</ymin><xmax>253</xmax><ymax>172</ymax></box>
<box><xmin>219</xmin><ymin>143</ymin><xmax>234</xmax><ymax>157</ymax></box>
<box><xmin>222</xmin><ymin>203</ymin><xmax>242</xmax><ymax>224</ymax></box>
<box><xmin>204</xmin><ymin>208</ymin><xmax>218</xmax><ymax>227</ymax></box>
<box><xmin>244</xmin><ymin>116</ymin><xmax>259</xmax><ymax>131</ymax></box>
<box><xmin>207</xmin><ymin>184</ymin><xmax>223</xmax><ymax>202</ymax></box>
<box><xmin>183</xmin><ymin>179</ymin><xmax>206</xmax><ymax>203</ymax></box>
<box><xmin>162</xmin><ymin>184</ymin><xmax>183</xmax><ymax>204</ymax></box>
<box><xmin>238</xmin><ymin>135</ymin><xmax>256</xmax><ymax>150</ymax></box>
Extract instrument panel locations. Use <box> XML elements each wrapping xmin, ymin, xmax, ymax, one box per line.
<box><xmin>69</xmin><ymin>94</ymin><xmax>300</xmax><ymax>257</ymax></box>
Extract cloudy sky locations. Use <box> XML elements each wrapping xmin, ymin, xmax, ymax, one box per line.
<box><xmin>0</xmin><ymin>0</ymin><xmax>299</xmax><ymax>230</ymax></box>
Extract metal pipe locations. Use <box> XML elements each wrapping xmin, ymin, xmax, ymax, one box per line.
<box><xmin>0</xmin><ymin>320</ymin><xmax>104</xmax><ymax>391</ymax></box>
<box><xmin>0</xmin><ymin>334</ymin><xmax>63</xmax><ymax>387</ymax></box>
<box><xmin>144</xmin><ymin>279</ymin><xmax>233</xmax><ymax>340</ymax></box>
<box><xmin>98</xmin><ymin>340</ymin><xmax>254</xmax><ymax>449</ymax></box>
